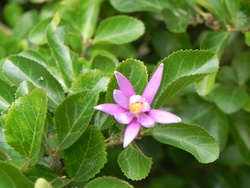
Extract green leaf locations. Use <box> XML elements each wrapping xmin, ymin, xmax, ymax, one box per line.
<box><xmin>231</xmin><ymin>112</ymin><xmax>250</xmax><ymax>163</ymax></box>
<box><xmin>232</xmin><ymin>52</ymin><xmax>250</xmax><ymax>86</ymax></box>
<box><xmin>26</xmin><ymin>164</ymin><xmax>71</xmax><ymax>188</ymax></box>
<box><xmin>15</xmin><ymin>81</ymin><xmax>36</xmax><ymax>98</ymax></box>
<box><xmin>64</xmin><ymin>126</ymin><xmax>107</xmax><ymax>182</ymax></box>
<box><xmin>118</xmin><ymin>145</ymin><xmax>152</xmax><ymax>180</ymax></box>
<box><xmin>70</xmin><ymin>70</ymin><xmax>110</xmax><ymax>94</ymax></box>
<box><xmin>91</xmin><ymin>54</ymin><xmax>117</xmax><ymax>75</ymax></box>
<box><xmin>55</xmin><ymin>90</ymin><xmax>98</xmax><ymax>150</ymax></box>
<box><xmin>153</xmin><ymin>50</ymin><xmax>219</xmax><ymax>108</ymax></box>
<box><xmin>3</xmin><ymin>3</ymin><xmax>23</xmax><ymax>27</ymax></box>
<box><xmin>85</xmin><ymin>176</ymin><xmax>133</xmax><ymax>188</ymax></box>
<box><xmin>4</xmin><ymin>89</ymin><xmax>47</xmax><ymax>166</ymax></box>
<box><xmin>94</xmin><ymin>16</ymin><xmax>145</xmax><ymax>44</ymax></box>
<box><xmin>245</xmin><ymin>32</ymin><xmax>250</xmax><ymax>47</ymax></box>
<box><xmin>13</xmin><ymin>10</ymin><xmax>39</xmax><ymax>39</ymax></box>
<box><xmin>46</xmin><ymin>13</ymin><xmax>82</xmax><ymax>89</ymax></box>
<box><xmin>0</xmin><ymin>125</ymin><xmax>26</xmax><ymax>168</ymax></box>
<box><xmin>152</xmin><ymin>123</ymin><xmax>219</xmax><ymax>163</ymax></box>
<box><xmin>106</xmin><ymin>59</ymin><xmax>148</xmax><ymax>102</ymax></box>
<box><xmin>78</xmin><ymin>0</ymin><xmax>101</xmax><ymax>39</ymax></box>
<box><xmin>223</xmin><ymin>0</ymin><xmax>240</xmax><ymax>24</ymax></box>
<box><xmin>109</xmin><ymin>0</ymin><xmax>167</xmax><ymax>12</ymax></box>
<box><xmin>200</xmin><ymin>31</ymin><xmax>230</xmax><ymax>59</ymax></box>
<box><xmin>3</xmin><ymin>55</ymin><xmax>64</xmax><ymax>109</ymax></box>
<box><xmin>0</xmin><ymin>79</ymin><xmax>15</xmax><ymax>112</ymax></box>
<box><xmin>29</xmin><ymin>18</ymin><xmax>51</xmax><ymax>45</ymax></box>
<box><xmin>161</xmin><ymin>8</ymin><xmax>189</xmax><ymax>33</ymax></box>
<box><xmin>209</xmin><ymin>84</ymin><xmax>249</xmax><ymax>114</ymax></box>
<box><xmin>181</xmin><ymin>102</ymin><xmax>229</xmax><ymax>150</ymax></box>
<box><xmin>0</xmin><ymin>162</ymin><xmax>33</xmax><ymax>188</ymax></box>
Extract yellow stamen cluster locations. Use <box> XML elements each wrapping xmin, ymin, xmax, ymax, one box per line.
<box><xmin>129</xmin><ymin>102</ymin><xmax>142</xmax><ymax>114</ymax></box>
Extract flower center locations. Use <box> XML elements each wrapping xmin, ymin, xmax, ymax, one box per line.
<box><xmin>129</xmin><ymin>95</ymin><xmax>150</xmax><ymax>117</ymax></box>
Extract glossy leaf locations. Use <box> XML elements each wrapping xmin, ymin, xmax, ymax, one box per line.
<box><xmin>55</xmin><ymin>90</ymin><xmax>98</xmax><ymax>150</ymax></box>
<box><xmin>118</xmin><ymin>145</ymin><xmax>152</xmax><ymax>180</ymax></box>
<box><xmin>46</xmin><ymin>13</ymin><xmax>82</xmax><ymax>89</ymax></box>
<box><xmin>153</xmin><ymin>50</ymin><xmax>219</xmax><ymax>108</ymax></box>
<box><xmin>94</xmin><ymin>16</ymin><xmax>145</xmax><ymax>44</ymax></box>
<box><xmin>209</xmin><ymin>84</ymin><xmax>249</xmax><ymax>114</ymax></box>
<box><xmin>5</xmin><ymin>89</ymin><xmax>47</xmax><ymax>166</ymax></box>
<box><xmin>109</xmin><ymin>0</ymin><xmax>167</xmax><ymax>12</ymax></box>
<box><xmin>0</xmin><ymin>79</ymin><xmax>15</xmax><ymax>112</ymax></box>
<box><xmin>85</xmin><ymin>176</ymin><xmax>133</xmax><ymax>188</ymax></box>
<box><xmin>63</xmin><ymin>126</ymin><xmax>107</xmax><ymax>182</ymax></box>
<box><xmin>106</xmin><ymin>59</ymin><xmax>148</xmax><ymax>102</ymax></box>
<box><xmin>2</xmin><ymin>55</ymin><xmax>64</xmax><ymax>109</ymax></box>
<box><xmin>70</xmin><ymin>70</ymin><xmax>110</xmax><ymax>94</ymax></box>
<box><xmin>0</xmin><ymin>162</ymin><xmax>33</xmax><ymax>188</ymax></box>
<box><xmin>231</xmin><ymin>112</ymin><xmax>250</xmax><ymax>163</ymax></box>
<box><xmin>29</xmin><ymin>18</ymin><xmax>51</xmax><ymax>45</ymax></box>
<box><xmin>152</xmin><ymin>123</ymin><xmax>219</xmax><ymax>163</ymax></box>
<box><xmin>78</xmin><ymin>0</ymin><xmax>101</xmax><ymax>39</ymax></box>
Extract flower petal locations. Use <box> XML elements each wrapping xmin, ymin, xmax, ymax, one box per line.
<box><xmin>123</xmin><ymin>119</ymin><xmax>141</xmax><ymax>147</ymax></box>
<box><xmin>138</xmin><ymin>113</ymin><xmax>155</xmax><ymax>128</ymax></box>
<box><xmin>148</xmin><ymin>109</ymin><xmax>181</xmax><ymax>124</ymax></box>
<box><xmin>115</xmin><ymin>71</ymin><xmax>136</xmax><ymax>98</ymax></box>
<box><xmin>142</xmin><ymin>63</ymin><xmax>163</xmax><ymax>104</ymax></box>
<box><xmin>94</xmin><ymin>104</ymin><xmax>127</xmax><ymax>116</ymax></box>
<box><xmin>114</xmin><ymin>112</ymin><xmax>134</xmax><ymax>124</ymax></box>
<box><xmin>113</xmin><ymin>90</ymin><xmax>129</xmax><ymax>109</ymax></box>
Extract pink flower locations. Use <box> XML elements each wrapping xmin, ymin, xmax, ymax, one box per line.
<box><xmin>94</xmin><ymin>63</ymin><xmax>181</xmax><ymax>147</ymax></box>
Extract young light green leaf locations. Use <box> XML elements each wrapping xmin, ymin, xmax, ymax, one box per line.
<box><xmin>0</xmin><ymin>162</ymin><xmax>33</xmax><ymax>188</ymax></box>
<box><xmin>106</xmin><ymin>59</ymin><xmax>148</xmax><ymax>102</ymax></box>
<box><xmin>55</xmin><ymin>90</ymin><xmax>98</xmax><ymax>150</ymax></box>
<box><xmin>0</xmin><ymin>79</ymin><xmax>15</xmax><ymax>112</ymax></box>
<box><xmin>2</xmin><ymin>55</ymin><xmax>64</xmax><ymax>109</ymax></box>
<box><xmin>152</xmin><ymin>123</ymin><xmax>219</xmax><ymax>163</ymax></box>
<box><xmin>63</xmin><ymin>126</ymin><xmax>107</xmax><ymax>182</ymax></box>
<box><xmin>153</xmin><ymin>50</ymin><xmax>219</xmax><ymax>108</ymax></box>
<box><xmin>94</xmin><ymin>16</ymin><xmax>145</xmax><ymax>44</ymax></box>
<box><xmin>110</xmin><ymin>0</ymin><xmax>167</xmax><ymax>12</ymax></box>
<box><xmin>208</xmin><ymin>84</ymin><xmax>249</xmax><ymax>114</ymax></box>
<box><xmin>118</xmin><ymin>145</ymin><xmax>152</xmax><ymax>180</ymax></box>
<box><xmin>46</xmin><ymin>13</ymin><xmax>82</xmax><ymax>89</ymax></box>
<box><xmin>85</xmin><ymin>176</ymin><xmax>133</xmax><ymax>188</ymax></box>
<box><xmin>231</xmin><ymin>112</ymin><xmax>250</xmax><ymax>163</ymax></box>
<box><xmin>5</xmin><ymin>89</ymin><xmax>47</xmax><ymax>166</ymax></box>
<box><xmin>34</xmin><ymin>178</ymin><xmax>52</xmax><ymax>188</ymax></box>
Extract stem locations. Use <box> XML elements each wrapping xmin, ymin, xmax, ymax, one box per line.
<box><xmin>81</xmin><ymin>39</ymin><xmax>93</xmax><ymax>57</ymax></box>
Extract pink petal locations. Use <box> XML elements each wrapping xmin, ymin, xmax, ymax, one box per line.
<box><xmin>113</xmin><ymin>90</ymin><xmax>129</xmax><ymax>109</ymax></box>
<box><xmin>123</xmin><ymin>119</ymin><xmax>141</xmax><ymax>147</ymax></box>
<box><xmin>94</xmin><ymin>104</ymin><xmax>127</xmax><ymax>116</ymax></box>
<box><xmin>148</xmin><ymin>109</ymin><xmax>181</xmax><ymax>124</ymax></box>
<box><xmin>138</xmin><ymin>113</ymin><xmax>155</xmax><ymax>128</ymax></box>
<box><xmin>115</xmin><ymin>71</ymin><xmax>136</xmax><ymax>98</ymax></box>
<box><xmin>114</xmin><ymin>112</ymin><xmax>134</xmax><ymax>124</ymax></box>
<box><xmin>142</xmin><ymin>63</ymin><xmax>163</xmax><ymax>104</ymax></box>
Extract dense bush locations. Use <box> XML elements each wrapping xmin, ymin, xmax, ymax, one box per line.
<box><xmin>0</xmin><ymin>0</ymin><xmax>250</xmax><ymax>187</ymax></box>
